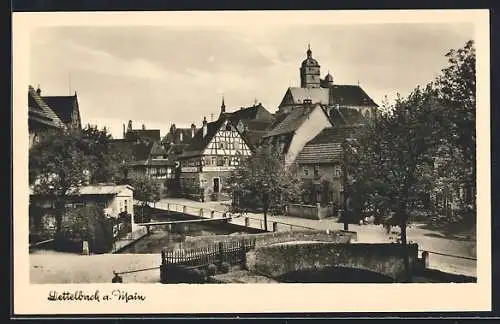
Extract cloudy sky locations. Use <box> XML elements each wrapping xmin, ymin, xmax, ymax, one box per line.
<box><xmin>29</xmin><ymin>22</ymin><xmax>474</xmax><ymax>139</ymax></box>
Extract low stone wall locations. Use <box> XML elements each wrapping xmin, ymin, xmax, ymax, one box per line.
<box><xmin>184</xmin><ymin>230</ymin><xmax>357</xmax><ymax>249</ymax></box>
<box><xmin>287</xmin><ymin>203</ymin><xmax>335</xmax><ymax>220</ymax></box>
<box><xmin>247</xmin><ymin>242</ymin><xmax>419</xmax><ymax>282</ymax></box>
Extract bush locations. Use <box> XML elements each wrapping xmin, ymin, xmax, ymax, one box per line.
<box><xmin>207</xmin><ymin>263</ymin><xmax>217</xmax><ymax>276</ymax></box>
<box><xmin>219</xmin><ymin>262</ymin><xmax>230</xmax><ymax>274</ymax></box>
<box><xmin>191</xmin><ymin>269</ymin><xmax>207</xmax><ymax>283</ymax></box>
<box><xmin>59</xmin><ymin>204</ymin><xmax>114</xmax><ymax>254</ymax></box>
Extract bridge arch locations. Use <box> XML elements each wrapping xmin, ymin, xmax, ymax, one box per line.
<box><xmin>246</xmin><ymin>241</ymin><xmax>418</xmax><ymax>282</ymax></box>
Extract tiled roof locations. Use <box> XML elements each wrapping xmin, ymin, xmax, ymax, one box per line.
<box><xmin>150</xmin><ymin>141</ymin><xmax>167</xmax><ymax>156</ymax></box>
<box><xmin>129</xmin><ymin>158</ymin><xmax>175</xmax><ymax>167</ymax></box>
<box><xmin>132</xmin><ymin>141</ymin><xmax>154</xmax><ymax>161</ymax></box>
<box><xmin>296</xmin><ymin>143</ymin><xmax>342</xmax><ymax>164</ymax></box>
<box><xmin>125</xmin><ymin>129</ymin><xmax>161</xmax><ymax>142</ymax></box>
<box><xmin>295</xmin><ymin>125</ymin><xmax>365</xmax><ymax>164</ymax></box>
<box><xmin>330</xmin><ymin>107</ymin><xmax>369</xmax><ymax>125</ymax></box>
<box><xmin>241</xmin><ymin>130</ymin><xmax>268</xmax><ymax>148</ymax></box>
<box><xmin>41</xmin><ymin>95</ymin><xmax>78</xmax><ymax>125</ymax></box>
<box><xmin>28</xmin><ymin>86</ymin><xmax>66</xmax><ymax>129</ymax></box>
<box><xmin>306</xmin><ymin>125</ymin><xmax>365</xmax><ymax>144</ymax></box>
<box><xmin>329</xmin><ymin>85</ymin><xmax>378</xmax><ymax>107</ymax></box>
<box><xmin>163</xmin><ymin>127</ymin><xmax>197</xmax><ymax>145</ymax></box>
<box><xmin>263</xmin><ymin>105</ymin><xmax>319</xmax><ymax>138</ymax></box>
<box><xmin>223</xmin><ymin>104</ymin><xmax>275</xmax><ymax>122</ymax></box>
<box><xmin>279</xmin><ymin>85</ymin><xmax>378</xmax><ymax>110</ymax></box>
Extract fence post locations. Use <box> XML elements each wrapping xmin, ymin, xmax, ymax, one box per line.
<box><xmin>239</xmin><ymin>239</ymin><xmax>246</xmax><ymax>268</ymax></box>
<box><xmin>167</xmin><ymin>203</ymin><xmax>170</xmax><ymax>212</ymax></box>
<box><xmin>316</xmin><ymin>202</ymin><xmax>321</xmax><ymax>219</ymax></box>
<box><xmin>218</xmin><ymin>241</ymin><xmax>224</xmax><ymax>265</ymax></box>
<box><xmin>273</xmin><ymin>222</ymin><xmax>278</xmax><ymax>232</ymax></box>
<box><xmin>211</xmin><ymin>210</ymin><xmax>215</xmax><ymax>218</ymax></box>
<box><xmin>422</xmin><ymin>251</ymin><xmax>429</xmax><ymax>269</ymax></box>
<box><xmin>199</xmin><ymin>208</ymin><xmax>204</xmax><ymax>217</ymax></box>
<box><xmin>112</xmin><ymin>271</ymin><xmax>123</xmax><ymax>283</ymax></box>
<box><xmin>183</xmin><ymin>206</ymin><xmax>187</xmax><ymax>214</ymax></box>
<box><xmin>82</xmin><ymin>240</ymin><xmax>89</xmax><ymax>255</ymax></box>
<box><xmin>245</xmin><ymin>217</ymin><xmax>250</xmax><ymax>227</ymax></box>
<box><xmin>160</xmin><ymin>250</ymin><xmax>167</xmax><ymax>284</ymax></box>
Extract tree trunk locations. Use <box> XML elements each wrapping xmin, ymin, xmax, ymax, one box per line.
<box><xmin>54</xmin><ymin>200</ymin><xmax>65</xmax><ymax>238</ymax></box>
<box><xmin>400</xmin><ymin>217</ymin><xmax>411</xmax><ymax>282</ymax></box>
<box><xmin>263</xmin><ymin>193</ymin><xmax>268</xmax><ymax>232</ymax></box>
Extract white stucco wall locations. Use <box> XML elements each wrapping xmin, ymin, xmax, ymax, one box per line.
<box><xmin>285</xmin><ymin>106</ymin><xmax>333</xmax><ymax>165</ymax></box>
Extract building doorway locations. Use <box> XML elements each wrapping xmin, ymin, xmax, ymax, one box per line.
<box><xmin>213</xmin><ymin>177</ymin><xmax>220</xmax><ymax>193</ymax></box>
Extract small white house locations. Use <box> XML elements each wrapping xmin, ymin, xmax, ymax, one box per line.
<box><xmin>30</xmin><ymin>184</ymin><xmax>139</xmax><ymax>234</ymax></box>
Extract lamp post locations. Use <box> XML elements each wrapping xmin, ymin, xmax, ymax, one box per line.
<box><xmin>262</xmin><ymin>182</ymin><xmax>269</xmax><ymax>232</ymax></box>
<box><xmin>341</xmin><ymin>140</ymin><xmax>349</xmax><ymax>231</ymax></box>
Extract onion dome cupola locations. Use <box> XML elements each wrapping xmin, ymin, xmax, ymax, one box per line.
<box><xmin>324</xmin><ymin>71</ymin><xmax>334</xmax><ymax>85</ymax></box>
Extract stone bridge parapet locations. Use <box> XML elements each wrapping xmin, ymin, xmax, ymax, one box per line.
<box><xmin>246</xmin><ymin>242</ymin><xmax>419</xmax><ymax>282</ymax></box>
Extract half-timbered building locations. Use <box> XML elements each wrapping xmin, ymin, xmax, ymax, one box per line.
<box><xmin>177</xmin><ymin>116</ymin><xmax>253</xmax><ymax>201</ymax></box>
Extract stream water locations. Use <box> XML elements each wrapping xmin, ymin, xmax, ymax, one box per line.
<box><xmin>118</xmin><ymin>212</ymin><xmax>253</xmax><ymax>254</ymax></box>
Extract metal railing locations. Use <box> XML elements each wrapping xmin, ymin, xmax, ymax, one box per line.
<box><xmin>419</xmin><ymin>249</ymin><xmax>477</xmax><ymax>262</ymax></box>
<box><xmin>148</xmin><ymin>201</ymin><xmax>318</xmax><ymax>232</ymax></box>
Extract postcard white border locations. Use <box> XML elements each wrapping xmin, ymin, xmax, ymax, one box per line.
<box><xmin>13</xmin><ymin>9</ymin><xmax>491</xmax><ymax>315</ymax></box>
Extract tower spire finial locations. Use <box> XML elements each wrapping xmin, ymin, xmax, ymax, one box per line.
<box><xmin>306</xmin><ymin>43</ymin><xmax>312</xmax><ymax>58</ymax></box>
<box><xmin>220</xmin><ymin>94</ymin><xmax>226</xmax><ymax>114</ymax></box>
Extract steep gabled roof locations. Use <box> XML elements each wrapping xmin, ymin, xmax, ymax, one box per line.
<box><xmin>41</xmin><ymin>95</ymin><xmax>78</xmax><ymax>125</ymax></box>
<box><xmin>150</xmin><ymin>141</ymin><xmax>167</xmax><ymax>156</ymax></box>
<box><xmin>279</xmin><ymin>87</ymin><xmax>330</xmax><ymax>107</ymax></box>
<box><xmin>329</xmin><ymin>84</ymin><xmax>378</xmax><ymax>107</ymax></box>
<box><xmin>125</xmin><ymin>129</ymin><xmax>161</xmax><ymax>142</ymax></box>
<box><xmin>28</xmin><ymin>86</ymin><xmax>66</xmax><ymax>129</ymax></box>
<box><xmin>179</xmin><ymin>117</ymin><xmax>250</xmax><ymax>158</ymax></box>
<box><xmin>132</xmin><ymin>141</ymin><xmax>154</xmax><ymax>161</ymax></box>
<box><xmin>329</xmin><ymin>106</ymin><xmax>369</xmax><ymax>125</ymax></box>
<box><xmin>163</xmin><ymin>127</ymin><xmax>197</xmax><ymax>145</ymax></box>
<box><xmin>264</xmin><ymin>104</ymin><xmax>330</xmax><ymax>138</ymax></box>
<box><xmin>223</xmin><ymin>103</ymin><xmax>275</xmax><ymax>122</ymax></box>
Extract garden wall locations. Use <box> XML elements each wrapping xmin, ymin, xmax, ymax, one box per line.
<box><xmin>287</xmin><ymin>203</ymin><xmax>336</xmax><ymax>220</ymax></box>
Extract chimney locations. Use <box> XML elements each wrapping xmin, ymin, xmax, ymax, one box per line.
<box><xmin>191</xmin><ymin>123</ymin><xmax>196</xmax><ymax>138</ymax></box>
<box><xmin>122</xmin><ymin>123</ymin><xmax>125</xmax><ymax>138</ymax></box>
<box><xmin>202</xmin><ymin>117</ymin><xmax>208</xmax><ymax>137</ymax></box>
<box><xmin>142</xmin><ymin>124</ymin><xmax>146</xmax><ymax>130</ymax></box>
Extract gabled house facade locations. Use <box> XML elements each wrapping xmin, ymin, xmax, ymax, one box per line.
<box><xmin>177</xmin><ymin>116</ymin><xmax>253</xmax><ymax>201</ymax></box>
<box><xmin>295</xmin><ymin>125</ymin><xmax>365</xmax><ymax>208</ymax></box>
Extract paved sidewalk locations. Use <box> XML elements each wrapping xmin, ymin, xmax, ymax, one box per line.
<box><xmin>157</xmin><ymin>198</ymin><xmax>477</xmax><ymax>277</ymax></box>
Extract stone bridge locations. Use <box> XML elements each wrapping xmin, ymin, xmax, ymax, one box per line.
<box><xmin>246</xmin><ymin>242</ymin><xmax>419</xmax><ymax>282</ymax></box>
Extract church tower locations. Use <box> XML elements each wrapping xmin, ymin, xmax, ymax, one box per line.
<box><xmin>300</xmin><ymin>44</ymin><xmax>321</xmax><ymax>88</ymax></box>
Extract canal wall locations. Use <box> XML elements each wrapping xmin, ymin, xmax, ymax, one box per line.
<box><xmin>112</xmin><ymin>227</ymin><xmax>149</xmax><ymax>253</ymax></box>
